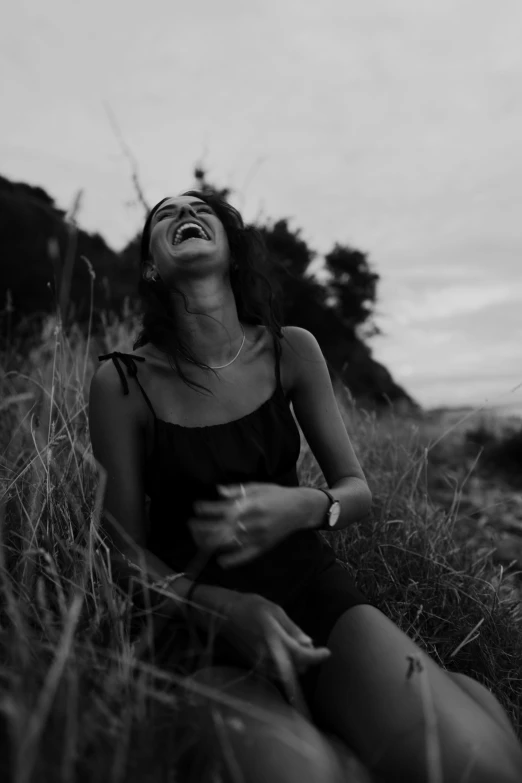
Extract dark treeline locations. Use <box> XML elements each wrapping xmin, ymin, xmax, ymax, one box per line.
<box><xmin>0</xmin><ymin>170</ymin><xmax>417</xmax><ymax>411</ymax></box>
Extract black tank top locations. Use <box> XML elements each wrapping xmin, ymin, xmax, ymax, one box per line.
<box><xmin>98</xmin><ymin>334</ymin><xmax>335</xmax><ymax>607</ymax></box>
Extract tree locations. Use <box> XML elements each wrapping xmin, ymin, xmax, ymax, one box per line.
<box><xmin>324</xmin><ymin>243</ymin><xmax>380</xmax><ymax>334</ymax></box>
<box><xmin>0</xmin><ymin>175</ymin><xmax>127</xmax><ymax>326</ymax></box>
<box><xmin>193</xmin><ymin>167</ymin><xmax>231</xmax><ymax>202</ymax></box>
<box><xmin>258</xmin><ymin>219</ymin><xmax>316</xmax><ymax>279</ymax></box>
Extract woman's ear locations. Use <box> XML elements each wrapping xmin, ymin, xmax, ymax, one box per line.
<box><xmin>143</xmin><ymin>262</ymin><xmax>159</xmax><ymax>282</ymax></box>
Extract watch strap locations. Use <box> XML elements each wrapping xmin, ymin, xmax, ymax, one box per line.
<box><xmin>314</xmin><ymin>487</ymin><xmax>336</xmax><ymax>529</ymax></box>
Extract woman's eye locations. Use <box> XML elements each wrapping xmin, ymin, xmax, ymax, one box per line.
<box><xmin>156</xmin><ymin>207</ymin><xmax>211</xmax><ymax>223</ymax></box>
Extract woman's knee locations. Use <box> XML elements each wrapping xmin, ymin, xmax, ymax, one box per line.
<box><xmin>311</xmin><ymin>606</ymin><xmax>522</xmax><ymax>781</ymax></box>
<box><xmin>446</xmin><ymin>723</ymin><xmax>522</xmax><ymax>783</ymax></box>
<box><xmin>446</xmin><ymin>671</ymin><xmax>519</xmax><ymax>741</ymax></box>
<box><xmin>183</xmin><ymin>665</ymin><xmax>350</xmax><ymax>783</ymax></box>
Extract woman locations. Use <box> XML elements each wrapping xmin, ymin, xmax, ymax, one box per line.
<box><xmin>89</xmin><ymin>191</ymin><xmax>522</xmax><ymax>782</ymax></box>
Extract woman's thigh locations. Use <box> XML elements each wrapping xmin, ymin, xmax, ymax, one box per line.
<box><xmin>310</xmin><ymin>605</ymin><xmax>522</xmax><ymax>783</ymax></box>
<box><xmin>179</xmin><ymin>665</ymin><xmax>372</xmax><ymax>783</ymax></box>
<box><xmin>445</xmin><ymin>671</ymin><xmax>520</xmax><ymax>741</ymax></box>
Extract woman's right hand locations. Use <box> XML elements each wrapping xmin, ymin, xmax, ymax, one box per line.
<box><xmin>221</xmin><ymin>592</ymin><xmax>331</xmax><ymax>692</ymax></box>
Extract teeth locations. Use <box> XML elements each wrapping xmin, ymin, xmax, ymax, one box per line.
<box><xmin>172</xmin><ymin>221</ymin><xmax>210</xmax><ymax>245</ymax></box>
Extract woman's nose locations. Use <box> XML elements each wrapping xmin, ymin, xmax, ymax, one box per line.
<box><xmin>176</xmin><ymin>204</ymin><xmax>196</xmax><ymax>219</ymax></box>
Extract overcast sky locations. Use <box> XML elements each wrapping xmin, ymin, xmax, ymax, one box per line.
<box><xmin>2</xmin><ymin>0</ymin><xmax>521</xmax><ymax>415</ymax></box>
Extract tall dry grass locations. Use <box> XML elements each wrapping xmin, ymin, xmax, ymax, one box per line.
<box><xmin>1</xmin><ymin>304</ymin><xmax>521</xmax><ymax>783</ymax></box>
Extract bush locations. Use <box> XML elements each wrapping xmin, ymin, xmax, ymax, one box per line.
<box><xmin>466</xmin><ymin>422</ymin><xmax>522</xmax><ymax>488</ymax></box>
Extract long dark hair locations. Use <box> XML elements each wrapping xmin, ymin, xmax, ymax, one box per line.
<box><xmin>133</xmin><ymin>190</ymin><xmax>284</xmax><ymax>394</ymax></box>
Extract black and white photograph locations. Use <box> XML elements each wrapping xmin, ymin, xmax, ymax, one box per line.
<box><xmin>1</xmin><ymin>2</ymin><xmax>522</xmax><ymax>781</ymax></box>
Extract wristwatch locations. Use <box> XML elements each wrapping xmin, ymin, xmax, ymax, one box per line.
<box><xmin>315</xmin><ymin>487</ymin><xmax>341</xmax><ymax>529</ymax></box>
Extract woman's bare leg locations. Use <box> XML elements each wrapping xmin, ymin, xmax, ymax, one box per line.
<box><xmin>446</xmin><ymin>671</ymin><xmax>519</xmax><ymax>741</ymax></box>
<box><xmin>310</xmin><ymin>605</ymin><xmax>522</xmax><ymax>783</ymax></box>
<box><xmin>180</xmin><ymin>665</ymin><xmax>375</xmax><ymax>783</ymax></box>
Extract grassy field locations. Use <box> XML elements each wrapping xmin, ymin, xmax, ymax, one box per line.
<box><xmin>1</xmin><ymin>311</ymin><xmax>521</xmax><ymax>783</ymax></box>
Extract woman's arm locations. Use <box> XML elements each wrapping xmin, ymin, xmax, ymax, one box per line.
<box><xmin>187</xmin><ymin>328</ymin><xmax>371</xmax><ymax>565</ymax></box>
<box><xmin>282</xmin><ymin>326</ymin><xmax>372</xmax><ymax>531</ymax></box>
<box><xmin>88</xmin><ymin>361</ymin><xmax>234</xmax><ymax>634</ymax></box>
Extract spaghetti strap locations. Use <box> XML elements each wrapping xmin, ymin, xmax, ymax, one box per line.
<box><xmin>272</xmin><ymin>333</ymin><xmax>283</xmax><ymax>392</ymax></box>
<box><xmin>98</xmin><ymin>352</ymin><xmax>158</xmax><ymax>421</ymax></box>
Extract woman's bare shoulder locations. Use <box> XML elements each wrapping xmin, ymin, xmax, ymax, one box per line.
<box><xmin>279</xmin><ymin>326</ymin><xmax>323</xmax><ymax>393</ymax></box>
<box><xmin>253</xmin><ymin>324</ymin><xmax>307</xmax><ymax>395</ymax></box>
<box><xmin>94</xmin><ymin>344</ymin><xmax>162</xmax><ymax>381</ymax></box>
<box><xmin>280</xmin><ymin>326</ymin><xmax>322</xmax><ymax>364</ymax></box>
<box><xmin>91</xmin><ymin>348</ymin><xmax>152</xmax><ymax>427</ymax></box>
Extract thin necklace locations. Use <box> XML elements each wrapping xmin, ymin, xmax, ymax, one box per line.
<box><xmin>183</xmin><ymin>323</ymin><xmax>246</xmax><ymax>370</ymax></box>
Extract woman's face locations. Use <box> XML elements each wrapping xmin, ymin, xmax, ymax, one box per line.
<box><xmin>146</xmin><ymin>196</ymin><xmax>231</xmax><ymax>284</ymax></box>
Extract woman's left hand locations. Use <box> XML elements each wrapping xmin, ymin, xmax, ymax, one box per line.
<box><xmin>188</xmin><ymin>483</ymin><xmax>306</xmax><ymax>568</ymax></box>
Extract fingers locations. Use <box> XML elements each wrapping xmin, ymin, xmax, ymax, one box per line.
<box><xmin>265</xmin><ymin>626</ymin><xmax>298</xmax><ymax>696</ymax></box>
<box><xmin>190</xmin><ymin>512</ymin><xmax>254</xmax><ymax>562</ymax></box>
<box><xmin>263</xmin><ymin>618</ymin><xmax>326</xmax><ymax>718</ymax></box>
<box><xmin>290</xmin><ymin>643</ymin><xmax>331</xmax><ymax>670</ymax></box>
<box><xmin>193</xmin><ymin>499</ymin><xmax>243</xmax><ymax>519</ymax></box>
<box><xmin>218</xmin><ymin>544</ymin><xmax>260</xmax><ymax>569</ymax></box>
<box><xmin>217</xmin><ymin>484</ymin><xmax>245</xmax><ymax>498</ymax></box>
<box><xmin>217</xmin><ymin>483</ymin><xmax>260</xmax><ymax>498</ymax></box>
<box><xmin>279</xmin><ymin>631</ymin><xmax>331</xmax><ymax>670</ymax></box>
<box><xmin>189</xmin><ymin>520</ymin><xmax>238</xmax><ymax>552</ymax></box>
<box><xmin>271</xmin><ymin>611</ymin><xmax>331</xmax><ymax>671</ymax></box>
<box><xmin>264</xmin><ymin>618</ymin><xmax>308</xmax><ymax>711</ymax></box>
<box><xmin>275</xmin><ymin>609</ymin><xmax>314</xmax><ymax>647</ymax></box>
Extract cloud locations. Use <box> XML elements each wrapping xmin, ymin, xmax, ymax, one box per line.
<box><xmin>389</xmin><ymin>281</ymin><xmax>522</xmax><ymax>325</ymax></box>
<box><xmin>370</xmin><ymin>290</ymin><xmax>522</xmax><ymax>410</ymax></box>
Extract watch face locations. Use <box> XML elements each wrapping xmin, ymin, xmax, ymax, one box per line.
<box><xmin>328</xmin><ymin>501</ymin><xmax>341</xmax><ymax>527</ymax></box>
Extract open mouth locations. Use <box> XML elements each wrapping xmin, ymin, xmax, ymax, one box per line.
<box><xmin>171</xmin><ymin>221</ymin><xmax>211</xmax><ymax>246</ymax></box>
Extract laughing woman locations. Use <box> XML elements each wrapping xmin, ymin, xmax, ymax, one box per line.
<box><xmin>89</xmin><ymin>191</ymin><xmax>522</xmax><ymax>782</ymax></box>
